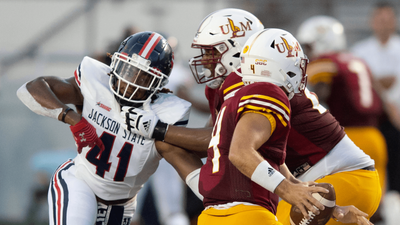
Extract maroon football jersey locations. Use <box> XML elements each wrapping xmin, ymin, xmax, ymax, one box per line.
<box><xmin>199</xmin><ymin>82</ymin><xmax>291</xmax><ymax>214</ymax></box>
<box><xmin>285</xmin><ymin>91</ymin><xmax>345</xmax><ymax>176</ymax></box>
<box><xmin>205</xmin><ymin>69</ymin><xmax>244</xmax><ymax>125</ymax></box>
<box><xmin>311</xmin><ymin>53</ymin><xmax>383</xmax><ymax>127</ymax></box>
<box><xmin>210</xmin><ymin>72</ymin><xmax>346</xmax><ymax>177</ymax></box>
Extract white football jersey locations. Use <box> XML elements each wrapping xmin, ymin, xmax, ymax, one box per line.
<box><xmin>72</xmin><ymin>56</ymin><xmax>191</xmax><ymax>201</ymax></box>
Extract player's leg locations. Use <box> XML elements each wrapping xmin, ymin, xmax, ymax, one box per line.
<box><xmin>344</xmin><ymin>126</ymin><xmax>387</xmax><ymax>192</ymax></box>
<box><xmin>276</xmin><ymin>200</ymin><xmax>292</xmax><ymax>225</ymax></box>
<box><xmin>198</xmin><ymin>204</ymin><xmax>282</xmax><ymax>225</ymax></box>
<box><xmin>48</xmin><ymin>159</ymin><xmax>97</xmax><ymax>225</ymax></box>
<box><xmin>151</xmin><ymin>159</ymin><xmax>190</xmax><ymax>225</ymax></box>
<box><xmin>319</xmin><ymin>170</ymin><xmax>381</xmax><ymax>225</ymax></box>
<box><xmin>345</xmin><ymin>127</ymin><xmax>387</xmax><ymax>223</ymax></box>
<box><xmin>276</xmin><ymin>169</ymin><xmax>381</xmax><ymax>225</ymax></box>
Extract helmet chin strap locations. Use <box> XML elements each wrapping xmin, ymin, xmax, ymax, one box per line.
<box><xmin>232</xmin><ymin>66</ymin><xmax>242</xmax><ymax>77</ymax></box>
<box><xmin>206</xmin><ymin>63</ymin><xmax>238</xmax><ymax>89</ymax></box>
<box><xmin>279</xmin><ymin>69</ymin><xmax>295</xmax><ymax>100</ymax></box>
<box><xmin>287</xmin><ymin>92</ymin><xmax>294</xmax><ymax>100</ymax></box>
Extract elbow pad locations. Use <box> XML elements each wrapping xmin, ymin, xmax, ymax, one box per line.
<box><xmin>16</xmin><ymin>82</ymin><xmax>62</xmax><ymax>120</ymax></box>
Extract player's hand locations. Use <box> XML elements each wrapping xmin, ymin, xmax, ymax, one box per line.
<box><xmin>333</xmin><ymin>205</ymin><xmax>373</xmax><ymax>225</ymax></box>
<box><xmin>69</xmin><ymin>117</ymin><xmax>104</xmax><ymax>154</ymax></box>
<box><xmin>121</xmin><ymin>101</ymin><xmax>169</xmax><ymax>141</ymax></box>
<box><xmin>275</xmin><ymin>180</ymin><xmax>328</xmax><ymax>219</ymax></box>
<box><xmin>121</xmin><ymin>106</ymin><xmax>158</xmax><ymax>139</ymax></box>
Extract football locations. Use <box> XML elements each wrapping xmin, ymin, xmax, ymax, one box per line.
<box><xmin>289</xmin><ymin>183</ymin><xmax>336</xmax><ymax>225</ymax></box>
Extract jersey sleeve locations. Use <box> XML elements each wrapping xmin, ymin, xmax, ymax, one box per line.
<box><xmin>151</xmin><ymin>93</ymin><xmax>192</xmax><ymax>127</ymax></box>
<box><xmin>236</xmin><ymin>83</ymin><xmax>291</xmax><ymax>129</ymax></box>
<box><xmin>74</xmin><ymin>56</ymin><xmax>112</xmax><ymax>91</ymax></box>
<box><xmin>219</xmin><ymin>72</ymin><xmax>244</xmax><ymax>102</ymax></box>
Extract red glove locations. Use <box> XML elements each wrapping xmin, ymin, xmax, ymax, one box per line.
<box><xmin>69</xmin><ymin>117</ymin><xmax>105</xmax><ymax>154</ymax></box>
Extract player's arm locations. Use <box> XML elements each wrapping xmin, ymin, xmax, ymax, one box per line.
<box><xmin>162</xmin><ymin>112</ymin><xmax>215</xmax><ymax>154</ymax></box>
<box><xmin>155</xmin><ymin>141</ymin><xmax>204</xmax><ymax>200</ymax></box>
<box><xmin>163</xmin><ymin>126</ymin><xmax>212</xmax><ymax>153</ymax></box>
<box><xmin>280</xmin><ymin>163</ymin><xmax>301</xmax><ymax>184</ymax></box>
<box><xmin>17</xmin><ymin>76</ymin><xmax>83</xmax><ymax>125</ymax></box>
<box><xmin>17</xmin><ymin>76</ymin><xmax>104</xmax><ymax>152</ymax></box>
<box><xmin>332</xmin><ymin>205</ymin><xmax>373</xmax><ymax>225</ymax></box>
<box><xmin>372</xmin><ymin>76</ymin><xmax>400</xmax><ymax>131</ymax></box>
<box><xmin>122</xmin><ymin>106</ymin><xmax>212</xmax><ymax>152</ymax></box>
<box><xmin>229</xmin><ymin>112</ymin><xmax>328</xmax><ymax>219</ymax></box>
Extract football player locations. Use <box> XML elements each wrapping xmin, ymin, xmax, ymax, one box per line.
<box><xmin>298</xmin><ymin>15</ymin><xmax>387</xmax><ymax>191</ymax></box>
<box><xmin>16</xmin><ymin>31</ymin><xmax>203</xmax><ymax>225</ymax></box>
<box><xmin>291</xmin><ymin>15</ymin><xmax>385</xmax><ymax>223</ymax></box>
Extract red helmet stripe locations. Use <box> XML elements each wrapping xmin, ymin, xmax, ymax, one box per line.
<box><xmin>139</xmin><ymin>32</ymin><xmax>162</xmax><ymax>59</ymax></box>
<box><xmin>120</xmin><ymin>52</ymin><xmax>128</xmax><ymax>60</ymax></box>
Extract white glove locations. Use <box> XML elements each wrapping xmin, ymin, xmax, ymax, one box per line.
<box><xmin>121</xmin><ymin>102</ymin><xmax>168</xmax><ymax>140</ymax></box>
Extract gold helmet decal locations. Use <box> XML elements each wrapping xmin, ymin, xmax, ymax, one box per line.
<box><xmin>275</xmin><ymin>36</ymin><xmax>302</xmax><ymax>58</ymax></box>
<box><xmin>220</xmin><ymin>18</ymin><xmax>253</xmax><ymax>39</ymax></box>
<box><xmin>243</xmin><ymin>45</ymin><xmax>249</xmax><ymax>54</ymax></box>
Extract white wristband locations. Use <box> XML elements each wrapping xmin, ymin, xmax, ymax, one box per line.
<box><xmin>251</xmin><ymin>160</ymin><xmax>285</xmax><ymax>193</ymax></box>
<box><xmin>185</xmin><ymin>168</ymin><xmax>203</xmax><ymax>201</ymax></box>
<box><xmin>16</xmin><ymin>82</ymin><xmax>62</xmax><ymax>120</ymax></box>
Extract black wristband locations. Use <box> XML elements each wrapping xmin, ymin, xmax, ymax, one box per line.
<box><xmin>61</xmin><ymin>107</ymin><xmax>73</xmax><ymax>123</ymax></box>
<box><xmin>152</xmin><ymin>120</ymin><xmax>169</xmax><ymax>141</ymax></box>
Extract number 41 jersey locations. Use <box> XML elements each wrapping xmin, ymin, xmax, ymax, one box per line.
<box><xmin>72</xmin><ymin>56</ymin><xmax>191</xmax><ymax>201</ymax></box>
<box><xmin>199</xmin><ymin>82</ymin><xmax>291</xmax><ymax>214</ymax></box>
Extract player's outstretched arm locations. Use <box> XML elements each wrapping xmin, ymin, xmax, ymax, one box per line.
<box><xmin>17</xmin><ymin>76</ymin><xmax>83</xmax><ymax>124</ymax></box>
<box><xmin>17</xmin><ymin>76</ymin><xmax>104</xmax><ymax>152</ymax></box>
<box><xmin>332</xmin><ymin>205</ymin><xmax>373</xmax><ymax>225</ymax></box>
<box><xmin>155</xmin><ymin>141</ymin><xmax>204</xmax><ymax>200</ymax></box>
<box><xmin>155</xmin><ymin>141</ymin><xmax>203</xmax><ymax>180</ymax></box>
<box><xmin>122</xmin><ymin>105</ymin><xmax>212</xmax><ymax>152</ymax></box>
<box><xmin>164</xmin><ymin>126</ymin><xmax>212</xmax><ymax>152</ymax></box>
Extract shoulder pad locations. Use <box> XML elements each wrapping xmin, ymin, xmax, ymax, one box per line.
<box><xmin>150</xmin><ymin>93</ymin><xmax>191</xmax><ymax>126</ymax></box>
<box><xmin>77</xmin><ymin>56</ymin><xmax>111</xmax><ymax>86</ymax></box>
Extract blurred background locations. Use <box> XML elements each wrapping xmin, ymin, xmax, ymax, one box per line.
<box><xmin>1</xmin><ymin>0</ymin><xmax>399</xmax><ymax>224</ymax></box>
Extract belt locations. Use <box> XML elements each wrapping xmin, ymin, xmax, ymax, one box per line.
<box><xmin>360</xmin><ymin>165</ymin><xmax>375</xmax><ymax>171</ymax></box>
<box><xmin>96</xmin><ymin>196</ymin><xmax>133</xmax><ymax>205</ymax></box>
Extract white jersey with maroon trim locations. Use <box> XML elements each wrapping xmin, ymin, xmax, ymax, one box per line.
<box><xmin>72</xmin><ymin>56</ymin><xmax>191</xmax><ymax>201</ymax></box>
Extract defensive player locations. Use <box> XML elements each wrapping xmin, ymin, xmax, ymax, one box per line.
<box><xmin>16</xmin><ymin>31</ymin><xmax>203</xmax><ymax>225</ymax></box>
<box><xmin>125</xmin><ymin>9</ymin><xmax>376</xmax><ymax>225</ymax></box>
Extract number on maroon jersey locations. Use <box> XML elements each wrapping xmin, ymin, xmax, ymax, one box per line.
<box><xmin>209</xmin><ymin>107</ymin><xmax>226</xmax><ymax>173</ymax></box>
<box><xmin>347</xmin><ymin>59</ymin><xmax>373</xmax><ymax>108</ymax></box>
